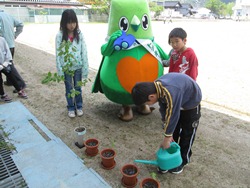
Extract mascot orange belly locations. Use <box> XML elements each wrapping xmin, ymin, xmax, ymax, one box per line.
<box><xmin>100</xmin><ymin>46</ymin><xmax>163</xmax><ymax>105</ymax></box>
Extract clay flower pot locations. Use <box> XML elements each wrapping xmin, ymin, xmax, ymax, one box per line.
<box><xmin>140</xmin><ymin>177</ymin><xmax>160</xmax><ymax>188</ymax></box>
<box><xmin>84</xmin><ymin>138</ymin><xmax>99</xmax><ymax>156</ymax></box>
<box><xmin>74</xmin><ymin>126</ymin><xmax>86</xmax><ymax>148</ymax></box>
<box><xmin>121</xmin><ymin>164</ymin><xmax>139</xmax><ymax>188</ymax></box>
<box><xmin>100</xmin><ymin>148</ymin><xmax>116</xmax><ymax>170</ymax></box>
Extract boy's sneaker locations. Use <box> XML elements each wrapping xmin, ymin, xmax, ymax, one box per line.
<box><xmin>1</xmin><ymin>94</ymin><xmax>12</xmax><ymax>103</ymax></box>
<box><xmin>68</xmin><ymin>111</ymin><xmax>76</xmax><ymax>118</ymax></box>
<box><xmin>168</xmin><ymin>163</ymin><xmax>187</xmax><ymax>174</ymax></box>
<box><xmin>157</xmin><ymin>167</ymin><xmax>168</xmax><ymax>174</ymax></box>
<box><xmin>18</xmin><ymin>90</ymin><xmax>28</xmax><ymax>99</ymax></box>
<box><xmin>76</xmin><ymin>109</ymin><xmax>83</xmax><ymax>117</ymax></box>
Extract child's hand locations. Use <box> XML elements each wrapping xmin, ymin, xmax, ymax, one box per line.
<box><xmin>162</xmin><ymin>59</ymin><xmax>170</xmax><ymax>67</ymax></box>
<box><xmin>160</xmin><ymin>136</ymin><xmax>174</xmax><ymax>149</ymax></box>
<box><xmin>3</xmin><ymin>61</ymin><xmax>11</xmax><ymax>67</ymax></box>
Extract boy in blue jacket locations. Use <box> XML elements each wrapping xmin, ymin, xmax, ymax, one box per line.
<box><xmin>131</xmin><ymin>73</ymin><xmax>202</xmax><ymax>174</ymax></box>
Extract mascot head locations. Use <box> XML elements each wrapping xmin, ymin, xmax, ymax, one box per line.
<box><xmin>107</xmin><ymin>0</ymin><xmax>153</xmax><ymax>39</ymax></box>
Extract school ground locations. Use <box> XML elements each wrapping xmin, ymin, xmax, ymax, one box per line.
<box><xmin>1</xmin><ymin>20</ymin><xmax>248</xmax><ymax>188</ymax></box>
<box><xmin>17</xmin><ymin>20</ymin><xmax>250</xmax><ymax>120</ymax></box>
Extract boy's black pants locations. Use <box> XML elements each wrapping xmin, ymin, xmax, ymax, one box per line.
<box><xmin>0</xmin><ymin>68</ymin><xmax>22</xmax><ymax>95</ymax></box>
<box><xmin>173</xmin><ymin>105</ymin><xmax>201</xmax><ymax>165</ymax></box>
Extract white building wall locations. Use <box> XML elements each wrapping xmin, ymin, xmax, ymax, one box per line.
<box><xmin>233</xmin><ymin>0</ymin><xmax>250</xmax><ymax>21</ymax></box>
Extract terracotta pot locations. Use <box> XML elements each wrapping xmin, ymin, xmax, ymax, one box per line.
<box><xmin>140</xmin><ymin>177</ymin><xmax>160</xmax><ymax>188</ymax></box>
<box><xmin>100</xmin><ymin>148</ymin><xmax>116</xmax><ymax>170</ymax></box>
<box><xmin>84</xmin><ymin>138</ymin><xmax>99</xmax><ymax>156</ymax></box>
<box><xmin>121</xmin><ymin>164</ymin><xmax>139</xmax><ymax>188</ymax></box>
<box><xmin>74</xmin><ymin>126</ymin><xmax>86</xmax><ymax>148</ymax></box>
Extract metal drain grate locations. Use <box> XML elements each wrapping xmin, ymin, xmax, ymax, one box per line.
<box><xmin>0</xmin><ymin>134</ymin><xmax>28</xmax><ymax>188</ymax></box>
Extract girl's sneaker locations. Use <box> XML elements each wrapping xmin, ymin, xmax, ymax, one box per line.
<box><xmin>76</xmin><ymin>109</ymin><xmax>83</xmax><ymax>117</ymax></box>
<box><xmin>1</xmin><ymin>94</ymin><xmax>12</xmax><ymax>103</ymax></box>
<box><xmin>18</xmin><ymin>90</ymin><xmax>28</xmax><ymax>99</ymax></box>
<box><xmin>68</xmin><ymin>111</ymin><xmax>76</xmax><ymax>118</ymax></box>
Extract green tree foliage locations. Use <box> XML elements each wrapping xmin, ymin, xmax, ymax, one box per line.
<box><xmin>91</xmin><ymin>0</ymin><xmax>111</xmax><ymax>16</ymax></box>
<box><xmin>205</xmin><ymin>0</ymin><xmax>235</xmax><ymax>17</ymax></box>
<box><xmin>205</xmin><ymin>0</ymin><xmax>223</xmax><ymax>15</ymax></box>
<box><xmin>225</xmin><ymin>2</ymin><xmax>235</xmax><ymax>17</ymax></box>
<box><xmin>149</xmin><ymin>2</ymin><xmax>164</xmax><ymax>17</ymax></box>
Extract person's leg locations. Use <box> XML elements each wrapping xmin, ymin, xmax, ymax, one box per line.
<box><xmin>118</xmin><ymin>105</ymin><xmax>133</xmax><ymax>121</ymax></box>
<box><xmin>5</xmin><ymin>48</ymin><xmax>26</xmax><ymax>88</ymax></box>
<box><xmin>168</xmin><ymin>105</ymin><xmax>201</xmax><ymax>174</ymax></box>
<box><xmin>2</xmin><ymin>69</ymin><xmax>21</xmax><ymax>91</ymax></box>
<box><xmin>64</xmin><ymin>73</ymin><xmax>75</xmax><ymax>112</ymax></box>
<box><xmin>0</xmin><ymin>72</ymin><xmax>4</xmax><ymax>96</ymax></box>
<box><xmin>178</xmin><ymin>105</ymin><xmax>201</xmax><ymax>165</ymax></box>
<box><xmin>172</xmin><ymin>115</ymin><xmax>182</xmax><ymax>143</ymax></box>
<box><xmin>5</xmin><ymin>64</ymin><xmax>26</xmax><ymax>89</ymax></box>
<box><xmin>1</xmin><ymin>69</ymin><xmax>26</xmax><ymax>99</ymax></box>
<box><xmin>5</xmin><ymin>48</ymin><xmax>14</xmax><ymax>86</ymax></box>
<box><xmin>0</xmin><ymin>72</ymin><xmax>12</xmax><ymax>102</ymax></box>
<box><xmin>73</xmin><ymin>69</ymin><xmax>83</xmax><ymax>116</ymax></box>
<box><xmin>10</xmin><ymin>48</ymin><xmax>14</xmax><ymax>58</ymax></box>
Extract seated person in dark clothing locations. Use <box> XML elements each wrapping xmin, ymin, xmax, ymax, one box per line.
<box><xmin>0</xmin><ymin>36</ymin><xmax>27</xmax><ymax>102</ymax></box>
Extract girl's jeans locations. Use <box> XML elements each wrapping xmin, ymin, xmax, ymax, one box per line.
<box><xmin>64</xmin><ymin>68</ymin><xmax>82</xmax><ymax>111</ymax></box>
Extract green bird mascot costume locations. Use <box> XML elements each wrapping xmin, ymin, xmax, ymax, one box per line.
<box><xmin>92</xmin><ymin>0</ymin><xmax>169</xmax><ymax>121</ymax></box>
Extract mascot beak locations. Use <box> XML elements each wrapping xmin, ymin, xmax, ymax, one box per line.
<box><xmin>131</xmin><ymin>15</ymin><xmax>140</xmax><ymax>32</ymax></box>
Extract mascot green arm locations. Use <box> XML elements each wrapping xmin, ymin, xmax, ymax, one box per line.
<box><xmin>101</xmin><ymin>30</ymin><xmax>123</xmax><ymax>56</ymax></box>
<box><xmin>92</xmin><ymin>30</ymin><xmax>123</xmax><ymax>93</ymax></box>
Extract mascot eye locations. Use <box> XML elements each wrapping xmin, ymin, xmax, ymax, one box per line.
<box><xmin>141</xmin><ymin>14</ymin><xmax>149</xmax><ymax>30</ymax></box>
<box><xmin>119</xmin><ymin>17</ymin><xmax>129</xmax><ymax>32</ymax></box>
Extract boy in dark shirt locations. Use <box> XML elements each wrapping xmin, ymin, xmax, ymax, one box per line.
<box><xmin>131</xmin><ymin>73</ymin><xmax>202</xmax><ymax>174</ymax></box>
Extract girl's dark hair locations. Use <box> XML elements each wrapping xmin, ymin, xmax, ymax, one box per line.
<box><xmin>168</xmin><ymin>27</ymin><xmax>187</xmax><ymax>44</ymax></box>
<box><xmin>60</xmin><ymin>9</ymin><xmax>79</xmax><ymax>43</ymax></box>
<box><xmin>131</xmin><ymin>82</ymin><xmax>156</xmax><ymax>105</ymax></box>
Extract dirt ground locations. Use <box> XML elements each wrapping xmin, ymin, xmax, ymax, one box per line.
<box><xmin>1</xmin><ymin>41</ymin><xmax>246</xmax><ymax>188</ymax></box>
<box><xmin>1</xmin><ymin>20</ymin><xmax>250</xmax><ymax>187</ymax></box>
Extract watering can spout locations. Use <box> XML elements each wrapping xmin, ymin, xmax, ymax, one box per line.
<box><xmin>134</xmin><ymin>142</ymin><xmax>183</xmax><ymax>170</ymax></box>
<box><xmin>134</xmin><ymin>159</ymin><xmax>158</xmax><ymax>166</ymax></box>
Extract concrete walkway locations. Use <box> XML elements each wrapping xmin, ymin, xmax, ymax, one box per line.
<box><xmin>0</xmin><ymin>101</ymin><xmax>111</xmax><ymax>188</ymax></box>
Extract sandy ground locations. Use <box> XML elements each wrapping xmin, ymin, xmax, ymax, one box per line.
<box><xmin>2</xmin><ymin>20</ymin><xmax>250</xmax><ymax>187</ymax></box>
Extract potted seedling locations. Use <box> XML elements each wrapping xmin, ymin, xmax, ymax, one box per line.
<box><xmin>74</xmin><ymin>125</ymin><xmax>86</xmax><ymax>148</ymax></box>
<box><xmin>140</xmin><ymin>172</ymin><xmax>160</xmax><ymax>188</ymax></box>
<box><xmin>100</xmin><ymin>148</ymin><xmax>116</xmax><ymax>170</ymax></box>
<box><xmin>120</xmin><ymin>163</ymin><xmax>139</xmax><ymax>188</ymax></box>
<box><xmin>84</xmin><ymin>138</ymin><xmax>99</xmax><ymax>156</ymax></box>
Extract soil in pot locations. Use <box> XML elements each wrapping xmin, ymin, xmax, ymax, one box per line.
<box><xmin>84</xmin><ymin>138</ymin><xmax>99</xmax><ymax>157</ymax></box>
<box><xmin>140</xmin><ymin>178</ymin><xmax>160</xmax><ymax>188</ymax></box>
<box><xmin>121</xmin><ymin>164</ymin><xmax>139</xmax><ymax>188</ymax></box>
<box><xmin>100</xmin><ymin>148</ymin><xmax>116</xmax><ymax>170</ymax></box>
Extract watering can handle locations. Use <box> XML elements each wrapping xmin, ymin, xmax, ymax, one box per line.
<box><xmin>170</xmin><ymin>142</ymin><xmax>180</xmax><ymax>149</ymax></box>
<box><xmin>158</xmin><ymin>142</ymin><xmax>180</xmax><ymax>154</ymax></box>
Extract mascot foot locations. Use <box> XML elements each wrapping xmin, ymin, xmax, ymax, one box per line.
<box><xmin>137</xmin><ymin>104</ymin><xmax>155</xmax><ymax>115</ymax></box>
<box><xmin>118</xmin><ymin>105</ymin><xmax>133</xmax><ymax>122</ymax></box>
